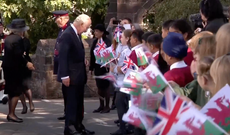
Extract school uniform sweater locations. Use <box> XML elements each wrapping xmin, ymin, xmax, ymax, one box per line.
<box><xmin>164</xmin><ymin>61</ymin><xmax>194</xmax><ymax>87</ymax></box>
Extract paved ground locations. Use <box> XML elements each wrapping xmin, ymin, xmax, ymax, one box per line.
<box><xmin>0</xmin><ymin>98</ymin><xmax>119</xmax><ymax>135</ymax></box>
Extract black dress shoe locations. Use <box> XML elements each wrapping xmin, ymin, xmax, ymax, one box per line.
<box><xmin>110</xmin><ymin>104</ymin><xmax>116</xmax><ymax>110</ymax></box>
<box><xmin>93</xmin><ymin>107</ymin><xmax>103</xmax><ymax>113</ymax></box>
<box><xmin>100</xmin><ymin>107</ymin><xmax>110</xmax><ymax>113</ymax></box>
<box><xmin>57</xmin><ymin>115</ymin><xmax>65</xmax><ymax>120</ymax></box>
<box><xmin>7</xmin><ymin>115</ymin><xmax>23</xmax><ymax>123</ymax></box>
<box><xmin>114</xmin><ymin>119</ymin><xmax>119</xmax><ymax>124</ymax></box>
<box><xmin>110</xmin><ymin>130</ymin><xmax>126</xmax><ymax>135</ymax></box>
<box><xmin>82</xmin><ymin>128</ymin><xmax>95</xmax><ymax>135</ymax></box>
<box><xmin>126</xmin><ymin>129</ymin><xmax>134</xmax><ymax>134</ymax></box>
<box><xmin>21</xmin><ymin>106</ymin><xmax>28</xmax><ymax>114</ymax></box>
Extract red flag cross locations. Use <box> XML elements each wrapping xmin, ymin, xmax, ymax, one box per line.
<box><xmin>124</xmin><ymin>57</ymin><xmax>134</xmax><ymax>68</ymax></box>
<box><xmin>151</xmin><ymin>89</ymin><xmax>190</xmax><ymax>135</ymax></box>
<box><xmin>96</xmin><ymin>41</ymin><xmax>106</xmax><ymax>54</ymax></box>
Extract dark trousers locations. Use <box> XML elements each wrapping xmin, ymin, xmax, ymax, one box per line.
<box><xmin>115</xmin><ymin>91</ymin><xmax>129</xmax><ymax>133</ymax></box>
<box><xmin>64</xmin><ymin>84</ymin><xmax>84</xmax><ymax>130</ymax></box>
<box><xmin>134</xmin><ymin>128</ymin><xmax>146</xmax><ymax>135</ymax></box>
<box><xmin>62</xmin><ymin>84</ymin><xmax>67</xmax><ymax>114</ymax></box>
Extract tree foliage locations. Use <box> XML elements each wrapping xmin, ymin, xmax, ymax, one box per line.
<box><xmin>0</xmin><ymin>0</ymin><xmax>108</xmax><ymax>52</ymax></box>
<box><xmin>144</xmin><ymin>0</ymin><xmax>230</xmax><ymax>33</ymax></box>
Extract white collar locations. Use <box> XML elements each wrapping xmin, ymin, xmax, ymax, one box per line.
<box><xmin>170</xmin><ymin>60</ymin><xmax>187</xmax><ymax>70</ymax></box>
<box><xmin>70</xmin><ymin>23</ymin><xmax>78</xmax><ymax>36</ymax></box>
<box><xmin>131</xmin><ymin>44</ymin><xmax>143</xmax><ymax>51</ymax></box>
<box><xmin>152</xmin><ymin>51</ymin><xmax>159</xmax><ymax>58</ymax></box>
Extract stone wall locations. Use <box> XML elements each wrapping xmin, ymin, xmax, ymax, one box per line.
<box><xmin>30</xmin><ymin>38</ymin><xmax>97</xmax><ymax>99</ymax></box>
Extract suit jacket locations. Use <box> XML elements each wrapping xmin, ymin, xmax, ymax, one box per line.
<box><xmin>57</xmin><ymin>25</ymin><xmax>87</xmax><ymax>86</ymax></box>
<box><xmin>2</xmin><ymin>34</ymin><xmax>27</xmax><ymax>69</ymax></box>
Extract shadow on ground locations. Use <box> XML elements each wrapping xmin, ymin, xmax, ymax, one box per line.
<box><xmin>0</xmin><ymin>98</ymin><xmax>118</xmax><ymax>135</ymax></box>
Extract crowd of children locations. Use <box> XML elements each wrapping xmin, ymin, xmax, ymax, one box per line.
<box><xmin>89</xmin><ymin>0</ymin><xmax>230</xmax><ymax>134</ymax></box>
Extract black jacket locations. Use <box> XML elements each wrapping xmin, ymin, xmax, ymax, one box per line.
<box><xmin>203</xmin><ymin>18</ymin><xmax>228</xmax><ymax>34</ymax></box>
<box><xmin>2</xmin><ymin>34</ymin><xmax>27</xmax><ymax>69</ymax></box>
<box><xmin>57</xmin><ymin>25</ymin><xmax>87</xmax><ymax>86</ymax></box>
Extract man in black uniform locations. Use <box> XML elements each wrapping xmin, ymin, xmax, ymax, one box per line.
<box><xmin>52</xmin><ymin>10</ymin><xmax>70</xmax><ymax>120</ymax></box>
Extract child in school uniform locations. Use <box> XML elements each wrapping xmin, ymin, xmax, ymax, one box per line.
<box><xmin>146</xmin><ymin>34</ymin><xmax>162</xmax><ymax>62</ymax></box>
<box><xmin>169</xmin><ymin>19</ymin><xmax>194</xmax><ymax>66</ymax></box>
<box><xmin>110</xmin><ymin>29</ymin><xmax>134</xmax><ymax>135</ymax></box>
<box><xmin>161</xmin><ymin>20</ymin><xmax>175</xmax><ymax>39</ymax></box>
<box><xmin>181</xmin><ymin>56</ymin><xmax>215</xmax><ymax>110</ymax></box>
<box><xmin>128</xmin><ymin>29</ymin><xmax>147</xmax><ymax>135</ymax></box>
<box><xmin>146</xmin><ymin>34</ymin><xmax>169</xmax><ymax>74</ymax></box>
<box><xmin>141</xmin><ymin>31</ymin><xmax>154</xmax><ymax>45</ymax></box>
<box><xmin>129</xmin><ymin>29</ymin><xmax>145</xmax><ymax>66</ymax></box>
<box><xmin>161</xmin><ymin>32</ymin><xmax>193</xmax><ymax>87</ymax></box>
<box><xmin>171</xmin><ymin>35</ymin><xmax>216</xmax><ymax>107</ymax></box>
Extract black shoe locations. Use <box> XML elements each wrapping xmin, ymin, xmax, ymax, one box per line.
<box><xmin>100</xmin><ymin>107</ymin><xmax>110</xmax><ymax>113</ymax></box>
<box><xmin>57</xmin><ymin>115</ymin><xmax>65</xmax><ymax>120</ymax></box>
<box><xmin>126</xmin><ymin>129</ymin><xmax>134</xmax><ymax>134</ymax></box>
<box><xmin>114</xmin><ymin>120</ymin><xmax>119</xmax><ymax>124</ymax></box>
<box><xmin>110</xmin><ymin>104</ymin><xmax>116</xmax><ymax>110</ymax></box>
<box><xmin>21</xmin><ymin>106</ymin><xmax>28</xmax><ymax>114</ymax></box>
<box><xmin>81</xmin><ymin>128</ymin><xmax>95</xmax><ymax>135</ymax></box>
<box><xmin>93</xmin><ymin>107</ymin><xmax>103</xmax><ymax>113</ymax></box>
<box><xmin>110</xmin><ymin>130</ymin><xmax>126</xmax><ymax>135</ymax></box>
<box><xmin>7</xmin><ymin>115</ymin><xmax>23</xmax><ymax>123</ymax></box>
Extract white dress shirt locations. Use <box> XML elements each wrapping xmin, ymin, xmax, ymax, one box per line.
<box><xmin>170</xmin><ymin>60</ymin><xmax>187</xmax><ymax>70</ymax></box>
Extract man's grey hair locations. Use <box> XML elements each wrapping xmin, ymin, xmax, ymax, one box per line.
<box><xmin>74</xmin><ymin>14</ymin><xmax>90</xmax><ymax>25</ymax></box>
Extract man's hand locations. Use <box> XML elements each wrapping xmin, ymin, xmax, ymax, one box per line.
<box><xmin>109</xmin><ymin>17</ymin><xmax>115</xmax><ymax>27</ymax></box>
<box><xmin>62</xmin><ymin>78</ymin><xmax>70</xmax><ymax>87</ymax></box>
<box><xmin>27</xmin><ymin>62</ymin><xmax>35</xmax><ymax>70</ymax></box>
<box><xmin>194</xmin><ymin>28</ymin><xmax>202</xmax><ymax>34</ymax></box>
<box><xmin>85</xmin><ymin>59</ymin><xmax>89</xmax><ymax>66</ymax></box>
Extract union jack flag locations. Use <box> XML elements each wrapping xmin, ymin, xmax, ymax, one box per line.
<box><xmin>121</xmin><ymin>56</ymin><xmax>138</xmax><ymax>74</ymax></box>
<box><xmin>148</xmin><ymin>88</ymin><xmax>191</xmax><ymax>135</ymax></box>
<box><xmin>95</xmin><ymin>38</ymin><xmax>106</xmax><ymax>55</ymax></box>
<box><xmin>113</xmin><ymin>25</ymin><xmax>122</xmax><ymax>42</ymax></box>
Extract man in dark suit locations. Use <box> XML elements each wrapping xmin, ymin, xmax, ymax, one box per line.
<box><xmin>58</xmin><ymin>14</ymin><xmax>93</xmax><ymax>135</ymax></box>
<box><xmin>52</xmin><ymin>10</ymin><xmax>70</xmax><ymax>120</ymax></box>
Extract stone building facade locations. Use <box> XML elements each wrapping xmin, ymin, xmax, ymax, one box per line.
<box><xmin>104</xmin><ymin>0</ymin><xmax>158</xmax><ymax>26</ymax></box>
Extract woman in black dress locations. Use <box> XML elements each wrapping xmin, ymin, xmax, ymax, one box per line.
<box><xmin>2</xmin><ymin>19</ymin><xmax>34</xmax><ymax>123</ymax></box>
<box><xmin>20</xmin><ymin>31</ymin><xmax>35</xmax><ymax>114</ymax></box>
<box><xmin>89</xmin><ymin>24</ymin><xmax>111</xmax><ymax>113</ymax></box>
